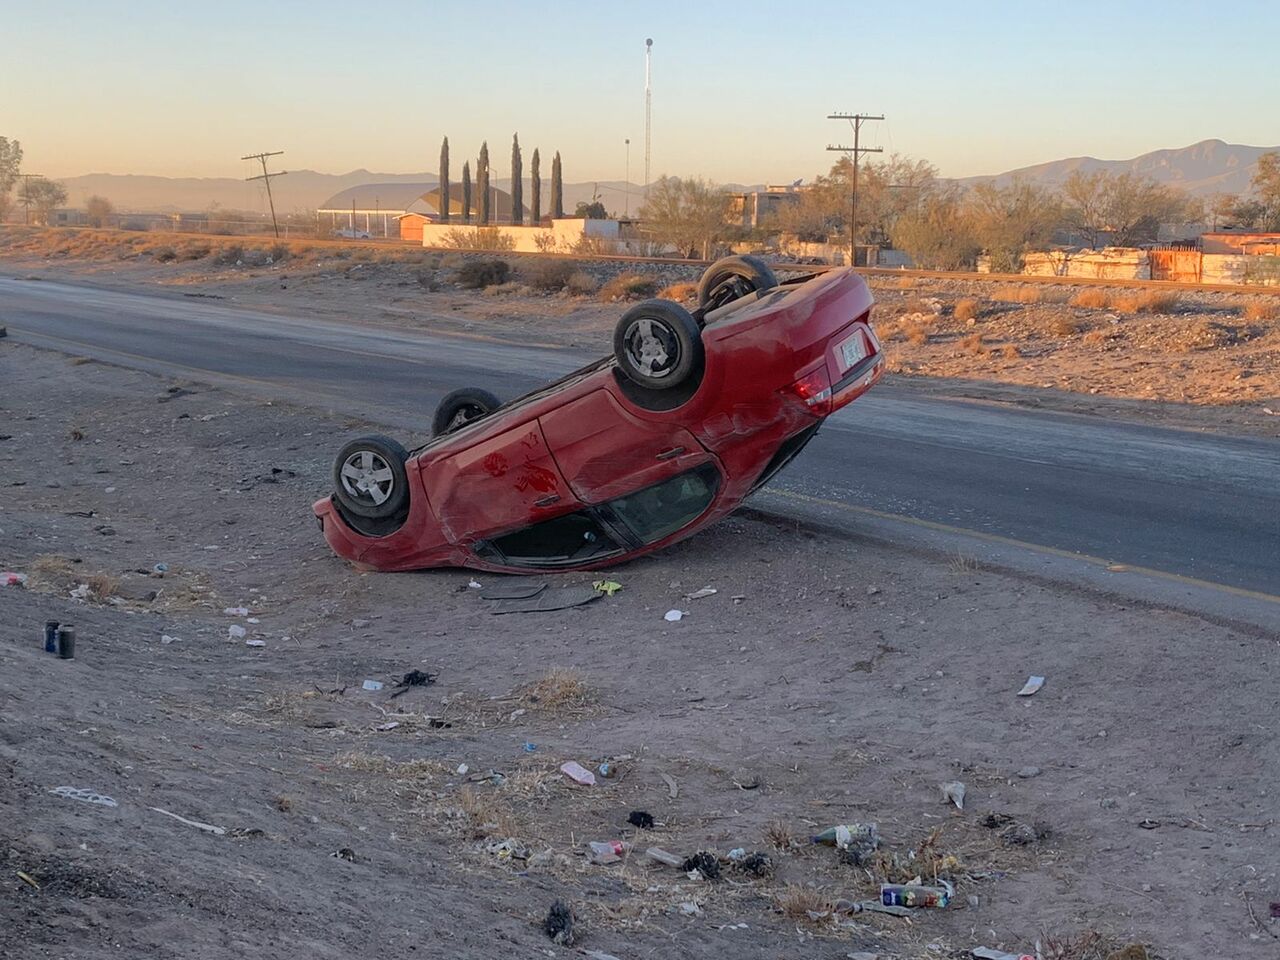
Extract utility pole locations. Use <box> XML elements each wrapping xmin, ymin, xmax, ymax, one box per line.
<box><xmin>241</xmin><ymin>151</ymin><xmax>287</xmax><ymax>238</ymax></box>
<box><xmin>624</xmin><ymin>138</ymin><xmax>630</xmax><ymax>217</ymax></box>
<box><xmin>826</xmin><ymin>112</ymin><xmax>883</xmax><ymax>266</ymax></box>
<box><xmin>644</xmin><ymin>38</ymin><xmax>653</xmax><ymax>197</ymax></box>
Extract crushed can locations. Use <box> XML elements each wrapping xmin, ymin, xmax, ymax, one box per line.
<box><xmin>880</xmin><ymin>879</ymin><xmax>953</xmax><ymax>908</ymax></box>
<box><xmin>44</xmin><ymin>620</ymin><xmax>60</xmax><ymax>653</ymax></box>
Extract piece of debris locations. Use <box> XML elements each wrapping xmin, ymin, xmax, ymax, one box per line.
<box><xmin>646</xmin><ymin>846</ymin><xmax>684</xmax><ymax>867</ymax></box>
<box><xmin>244</xmin><ymin>638</ymin><xmax>266</xmax><ymax>648</ymax></box>
<box><xmin>360</xmin><ymin>679</ymin><xmax>383</xmax><ymax>692</ymax></box>
<box><xmin>456</xmin><ymin>763</ymin><xmax>469</xmax><ymax>775</ymax></box>
<box><xmin>150</xmin><ymin>806</ymin><xmax>226</xmax><ymax>835</ymax></box>
<box><xmin>16</xmin><ymin>870</ymin><xmax>40</xmax><ymax>891</ymax></box>
<box><xmin>981</xmin><ymin>813</ymin><xmax>1015</xmax><ymax>829</ymax></box>
<box><xmin>661</xmin><ymin>772</ymin><xmax>679</xmax><ymax>799</ymax></box>
<box><xmin>49</xmin><ymin>786</ymin><xmax>118</xmax><ymax>807</ymax></box>
<box><xmin>332</xmin><ymin>847</ymin><xmax>356</xmax><ymax>862</ymax></box>
<box><xmin>485</xmin><ymin>838</ymin><xmax>530</xmax><ymax>861</ymax></box>
<box><xmin>1001</xmin><ymin>820</ymin><xmax>1052</xmax><ymax>846</ymax></box>
<box><xmin>812</xmin><ymin>822</ymin><xmax>880</xmax><ymax>849</ymax></box>
<box><xmin>733</xmin><ymin>851</ymin><xmax>774</xmax><ymax>877</ymax></box>
<box><xmin>1017</xmin><ymin>675</ymin><xmax>1045</xmax><ymax>696</ymax></box>
<box><xmin>376</xmin><ymin>721</ymin><xmax>400</xmax><ymax>731</ymax></box>
<box><xmin>942</xmin><ymin>781</ymin><xmax>967</xmax><ymax>810</ymax></box>
<box><xmin>685</xmin><ymin>586</ymin><xmax>717</xmax><ymax>600</ymax></box>
<box><xmin>489</xmin><ymin>584</ymin><xmax>601</xmax><ymax>614</ymax></box>
<box><xmin>593</xmin><ymin>578</ymin><xmax>622</xmax><ymax>596</ymax></box>
<box><xmin>561</xmin><ymin>761</ymin><xmax>596</xmax><ymax>786</ymax></box>
<box><xmin>2</xmin><ymin>572</ymin><xmax>28</xmax><ymax>587</ymax></box>
<box><xmin>679</xmin><ymin>901</ymin><xmax>702</xmax><ymax>916</ymax></box>
<box><xmin>627</xmin><ymin>810</ymin><xmax>655</xmax><ymax>830</ymax></box>
<box><xmin>587</xmin><ymin>840</ymin><xmax>630</xmax><ymax>864</ymax></box>
<box><xmin>1270</xmin><ymin>901</ymin><xmax>1280</xmax><ymax>919</ymax></box>
<box><xmin>972</xmin><ymin>949</ymin><xmax>1036</xmax><ymax>960</ymax></box>
<box><xmin>156</xmin><ymin>386</ymin><xmax>196</xmax><ymax>403</ymax></box>
<box><xmin>223</xmin><ymin>606</ymin><xmax>250</xmax><ymax>616</ymax></box>
<box><xmin>1016</xmin><ymin>766</ymin><xmax>1042</xmax><ymax>779</ymax></box>
<box><xmin>880</xmin><ymin>879</ymin><xmax>953</xmax><ymax>908</ymax></box>
<box><xmin>682</xmin><ymin>851</ymin><xmax>721</xmax><ymax>880</ymax></box>
<box><xmin>468</xmin><ymin>579</ymin><xmax>482</xmax><ymax>588</ymax></box>
<box><xmin>160</xmin><ymin>634</ymin><xmax>181</xmax><ymax>645</ymax></box>
<box><xmin>544</xmin><ymin>899</ymin><xmax>575</xmax><ymax>945</ymax></box>
<box><xmin>1138</xmin><ymin>818</ymin><xmax>1162</xmax><ymax>830</ymax></box>
<box><xmin>836</xmin><ymin>899</ymin><xmax>912</xmax><ymax>918</ymax></box>
<box><xmin>663</xmin><ymin>609</ymin><xmax>686</xmax><ymax>622</ymax></box>
<box><xmin>389</xmin><ymin>669</ymin><xmax>438</xmax><ymax>698</ymax></box>
<box><xmin>227</xmin><ymin>625</ymin><xmax>247</xmax><ymax>640</ymax></box>
<box><xmin>478</xmin><ymin>579</ymin><xmax>546</xmax><ymax>601</ymax></box>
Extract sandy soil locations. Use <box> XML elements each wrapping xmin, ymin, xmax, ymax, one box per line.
<box><xmin>2</xmin><ymin>225</ymin><xmax>1278</xmax><ymax>439</ymax></box>
<box><xmin>3</xmin><ymin>342</ymin><xmax>1278</xmax><ymax>959</ymax></box>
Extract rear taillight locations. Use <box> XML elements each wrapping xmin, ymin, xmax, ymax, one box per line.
<box><xmin>788</xmin><ymin>366</ymin><xmax>833</xmax><ymax>417</ymax></box>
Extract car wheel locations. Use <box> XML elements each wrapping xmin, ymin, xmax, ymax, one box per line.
<box><xmin>333</xmin><ymin>434</ymin><xmax>410</xmax><ymax>519</ymax></box>
<box><xmin>432</xmin><ymin>387</ymin><xmax>501</xmax><ymax>437</ymax></box>
<box><xmin>613</xmin><ymin>299</ymin><xmax>704</xmax><ymax>390</ymax></box>
<box><xmin>697</xmin><ymin>254</ymin><xmax>779</xmax><ymax>311</ymax></box>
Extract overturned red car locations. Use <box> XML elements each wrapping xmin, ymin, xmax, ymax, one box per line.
<box><xmin>314</xmin><ymin>256</ymin><xmax>882</xmax><ymax>573</ymax></box>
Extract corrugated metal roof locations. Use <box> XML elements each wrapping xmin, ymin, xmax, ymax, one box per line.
<box><xmin>317</xmin><ymin>182</ymin><xmax>436</xmax><ymax>212</ymax></box>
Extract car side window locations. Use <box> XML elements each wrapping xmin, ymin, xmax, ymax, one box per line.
<box><xmin>606</xmin><ymin>465</ymin><xmax>719</xmax><ymax>544</ymax></box>
<box><xmin>483</xmin><ymin>511</ymin><xmax>621</xmax><ymax>567</ymax></box>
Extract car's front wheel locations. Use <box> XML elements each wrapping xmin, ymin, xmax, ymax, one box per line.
<box><xmin>613</xmin><ymin>299</ymin><xmax>703</xmax><ymax>390</ymax></box>
<box><xmin>333</xmin><ymin>434</ymin><xmax>410</xmax><ymax>519</ymax></box>
<box><xmin>432</xmin><ymin>387</ymin><xmax>501</xmax><ymax>437</ymax></box>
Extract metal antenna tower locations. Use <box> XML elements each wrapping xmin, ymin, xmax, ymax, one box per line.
<box><xmin>644</xmin><ymin>38</ymin><xmax>653</xmax><ymax>197</ymax></box>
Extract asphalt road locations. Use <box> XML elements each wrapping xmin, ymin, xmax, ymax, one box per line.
<box><xmin>4</xmin><ymin>275</ymin><xmax>1278</xmax><ymax>604</ymax></box>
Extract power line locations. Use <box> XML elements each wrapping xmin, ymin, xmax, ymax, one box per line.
<box><xmin>826</xmin><ymin>112</ymin><xmax>883</xmax><ymax>265</ymax></box>
<box><xmin>241</xmin><ymin>151</ymin><xmax>287</xmax><ymax>238</ymax></box>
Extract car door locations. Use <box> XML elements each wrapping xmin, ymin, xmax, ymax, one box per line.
<box><xmin>539</xmin><ymin>389</ymin><xmax>709</xmax><ymax>503</ymax></box>
<box><xmin>419</xmin><ymin>419</ymin><xmax>578</xmax><ymax>543</ymax></box>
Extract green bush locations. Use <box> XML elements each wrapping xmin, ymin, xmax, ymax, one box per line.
<box><xmin>455</xmin><ymin>258</ymin><xmax>512</xmax><ymax>288</ymax></box>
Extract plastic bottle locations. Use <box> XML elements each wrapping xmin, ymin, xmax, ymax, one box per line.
<box><xmin>587</xmin><ymin>840</ymin><xmax>630</xmax><ymax>864</ymax></box>
<box><xmin>811</xmin><ymin>823</ymin><xmax>879</xmax><ymax>847</ymax></box>
<box><xmin>879</xmin><ymin>880</ymin><xmax>953</xmax><ymax>908</ymax></box>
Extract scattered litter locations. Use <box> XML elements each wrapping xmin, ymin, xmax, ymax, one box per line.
<box><xmin>246</xmin><ymin>617</ymin><xmax>260</xmax><ymax>624</ymax></box>
<box><xmin>523</xmin><ymin>742</ymin><xmax>537</xmax><ymax>752</ymax></box>
<box><xmin>836</xmin><ymin>899</ymin><xmax>912</xmax><ymax>918</ymax></box>
<box><xmin>941</xmin><ymin>781</ymin><xmax>967</xmax><ymax>810</ymax></box>
<box><xmin>49</xmin><ymin>786</ymin><xmax>117</xmax><ymax>807</ymax></box>
<box><xmin>593</xmin><ymin>578</ymin><xmax>622</xmax><ymax>596</ymax></box>
<box><xmin>981</xmin><ymin>813</ymin><xmax>1015</xmax><ymax>829</ymax></box>
<box><xmin>478</xmin><ymin>579</ymin><xmax>546</xmax><ymax>601</ymax></box>
<box><xmin>70</xmin><ymin>584</ymin><xmax>90</xmax><ymax>601</ymax></box>
<box><xmin>1270</xmin><ymin>901</ymin><xmax>1280</xmax><ymax>919</ymax></box>
<box><xmin>733</xmin><ymin>851</ymin><xmax>774</xmax><ymax>877</ymax></box>
<box><xmin>561</xmin><ymin>761</ymin><xmax>596</xmax><ymax>786</ymax></box>
<box><xmin>663</xmin><ymin>609</ymin><xmax>686</xmax><ymax>622</ymax></box>
<box><xmin>456</xmin><ymin>763</ymin><xmax>469</xmax><ymax>775</ymax></box>
<box><xmin>16</xmin><ymin>870</ymin><xmax>40</xmax><ymax>891</ymax></box>
<box><xmin>880</xmin><ymin>879</ymin><xmax>954</xmax><ymax>908</ymax></box>
<box><xmin>152</xmin><ymin>562</ymin><xmax>169</xmax><ymax>575</ymax></box>
<box><xmin>332</xmin><ymin>847</ymin><xmax>356</xmax><ymax>862</ymax></box>
<box><xmin>150</xmin><ymin>806</ymin><xmax>226</xmax><ymax>835</ymax></box>
<box><xmin>661</xmin><ymin>772</ymin><xmax>679</xmax><ymax>799</ymax></box>
<box><xmin>227</xmin><ymin>625</ymin><xmax>246</xmax><ymax>640</ymax></box>
<box><xmin>627</xmin><ymin>810</ymin><xmax>655</xmax><ymax>830</ymax></box>
<box><xmin>1002</xmin><ymin>821</ymin><xmax>1052</xmax><ymax>846</ymax></box>
<box><xmin>544</xmin><ymin>899</ymin><xmax>575</xmax><ymax>945</ymax></box>
<box><xmin>244</xmin><ymin>639</ymin><xmax>266</xmax><ymax>648</ymax></box>
<box><xmin>468</xmin><ymin>579</ymin><xmax>482</xmax><ymax>589</ymax></box>
<box><xmin>376</xmin><ymin>721</ymin><xmax>400</xmax><ymax>731</ymax></box>
<box><xmin>485</xmin><ymin>838</ymin><xmax>530</xmax><ymax>860</ymax></box>
<box><xmin>390</xmin><ymin>669</ymin><xmax>438</xmax><ymax>698</ymax></box>
<box><xmin>972</xmin><ymin>950</ymin><xmax>1036</xmax><ymax>960</ymax></box>
<box><xmin>2</xmin><ymin>572</ymin><xmax>28</xmax><ymax>587</ymax></box>
<box><xmin>1016</xmin><ymin>766</ymin><xmax>1042</xmax><ymax>779</ymax></box>
<box><xmin>1017</xmin><ymin>675</ymin><xmax>1045</xmax><ymax>697</ymax></box>
<box><xmin>489</xmin><ymin>584</ymin><xmax>601</xmax><ymax>614</ymax></box>
<box><xmin>685</xmin><ymin>586</ymin><xmax>717</xmax><ymax>600</ymax></box>
<box><xmin>427</xmin><ymin>717</ymin><xmax>451</xmax><ymax>729</ymax></box>
<box><xmin>223</xmin><ymin>606</ymin><xmax>249</xmax><ymax>616</ymax></box>
<box><xmin>679</xmin><ymin>901</ymin><xmax>702</xmax><ymax>916</ymax></box>
<box><xmin>1137</xmin><ymin>818</ymin><xmax>1162</xmax><ymax>830</ymax></box>
<box><xmin>646</xmin><ymin>846</ymin><xmax>684</xmax><ymax>868</ymax></box>
<box><xmin>360</xmin><ymin>679</ymin><xmax>384</xmax><ymax>692</ymax></box>
<box><xmin>587</xmin><ymin>840</ymin><xmax>630</xmax><ymax>864</ymax></box>
<box><xmin>160</xmin><ymin>634</ymin><xmax>181</xmax><ymax>645</ymax></box>
<box><xmin>583</xmin><ymin>951</ymin><xmax>622</xmax><ymax>960</ymax></box>
<box><xmin>812</xmin><ymin>822</ymin><xmax>880</xmax><ymax>848</ymax></box>
<box><xmin>682</xmin><ymin>850</ymin><xmax>721</xmax><ymax>880</ymax></box>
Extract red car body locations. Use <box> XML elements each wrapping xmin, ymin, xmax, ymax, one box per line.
<box><xmin>314</xmin><ymin>267</ymin><xmax>881</xmax><ymax>573</ymax></box>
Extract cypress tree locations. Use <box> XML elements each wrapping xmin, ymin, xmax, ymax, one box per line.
<box><xmin>550</xmin><ymin>151</ymin><xmax>564</xmax><ymax>220</ymax></box>
<box><xmin>478</xmin><ymin>141</ymin><xmax>491</xmax><ymax>225</ymax></box>
<box><xmin>530</xmin><ymin>148</ymin><xmax>541</xmax><ymax>224</ymax></box>
<box><xmin>510</xmin><ymin>134</ymin><xmax>523</xmax><ymax>225</ymax></box>
<box><xmin>438</xmin><ymin>136</ymin><xmax>450</xmax><ymax>223</ymax></box>
<box><xmin>461</xmin><ymin>161</ymin><xmax>472</xmax><ymax>224</ymax></box>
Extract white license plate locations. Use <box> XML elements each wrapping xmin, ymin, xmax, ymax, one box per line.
<box><xmin>839</xmin><ymin>333</ymin><xmax>867</xmax><ymax>370</ymax></box>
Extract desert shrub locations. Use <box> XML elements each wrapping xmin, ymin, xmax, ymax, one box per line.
<box><xmin>439</xmin><ymin>227</ymin><xmax>516</xmax><ymax>251</ymax></box>
<box><xmin>415</xmin><ymin>268</ymin><xmax>440</xmax><ymax>291</ymax></box>
<box><xmin>178</xmin><ymin>244</ymin><xmax>210</xmax><ymax>261</ymax></box>
<box><xmin>953</xmin><ymin>298</ymin><xmax>981</xmax><ymax>321</ymax></box>
<box><xmin>269</xmin><ymin>243</ymin><xmax>289</xmax><ymax>263</ymax></box>
<box><xmin>215</xmin><ymin>243</ymin><xmax>244</xmax><ymax>265</ymax></box>
<box><xmin>991</xmin><ymin>284</ymin><xmax>1042</xmax><ymax>304</ymax></box>
<box><xmin>904</xmin><ymin>322</ymin><xmax>930</xmax><ymax>346</ymax></box>
<box><xmin>1242</xmin><ymin>299</ymin><xmax>1278</xmax><ymax>322</ymax></box>
<box><xmin>895</xmin><ymin>276</ymin><xmax>916</xmax><ymax>289</ymax></box>
<box><xmin>532</xmin><ymin>232</ymin><xmax>560</xmax><ymax>253</ymax></box>
<box><xmin>571</xmin><ymin>234</ymin><xmax>621</xmax><ymax>256</ymax></box>
<box><xmin>481</xmin><ymin>281</ymin><xmax>526</xmax><ymax>297</ymax></box>
<box><xmin>901</xmin><ymin>296</ymin><xmax>938</xmax><ymax>316</ymax></box>
<box><xmin>1049</xmin><ymin>315</ymin><xmax>1080</xmax><ymax>336</ymax></box>
<box><xmin>658</xmin><ymin>281</ymin><xmax>698</xmax><ymax>302</ymax></box>
<box><xmin>565</xmin><ymin>270</ymin><xmax>599</xmax><ymax>295</ymax></box>
<box><xmin>1000</xmin><ymin>342</ymin><xmax>1020</xmax><ymax>359</ymax></box>
<box><xmin>1070</xmin><ymin>288</ymin><xmax>1109</xmax><ymax>309</ymax></box>
<box><xmin>599</xmin><ymin>272</ymin><xmax>659</xmax><ymax>300</ymax></box>
<box><xmin>151</xmin><ymin>245</ymin><xmax>177</xmax><ymax>263</ymax></box>
<box><xmin>1111</xmin><ymin>290</ymin><xmax>1180</xmax><ymax>314</ymax></box>
<box><xmin>958</xmin><ymin>332</ymin><xmax>987</xmax><ymax>355</ymax></box>
<box><xmin>455</xmin><ymin>258</ymin><xmax>512</xmax><ymax>289</ymax></box>
<box><xmin>527</xmin><ymin>258</ymin><xmax>577</xmax><ymax>292</ymax></box>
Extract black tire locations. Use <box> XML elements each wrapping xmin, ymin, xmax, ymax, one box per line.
<box><xmin>432</xmin><ymin>387</ymin><xmax>501</xmax><ymax>437</ymax></box>
<box><xmin>332</xmin><ymin>434</ymin><xmax>410</xmax><ymax>520</ymax></box>
<box><xmin>697</xmin><ymin>254</ymin><xmax>779</xmax><ymax>311</ymax></box>
<box><xmin>613</xmin><ymin>299</ymin><xmax>704</xmax><ymax>391</ymax></box>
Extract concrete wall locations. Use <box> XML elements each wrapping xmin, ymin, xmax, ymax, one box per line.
<box><xmin>418</xmin><ymin>218</ymin><xmax>654</xmax><ymax>254</ymax></box>
<box><xmin>1022</xmin><ymin>249</ymin><xmax>1151</xmax><ymax>280</ymax></box>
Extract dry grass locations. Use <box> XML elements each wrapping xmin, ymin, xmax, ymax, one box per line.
<box><xmin>565</xmin><ymin>270</ymin><xmax>599</xmax><ymax>295</ymax></box>
<box><xmin>332</xmin><ymin>752</ymin><xmax>447</xmax><ymax>780</ymax></box>
<box><xmin>1110</xmin><ymin>290</ymin><xmax>1180</xmax><ymax>315</ymax></box>
<box><xmin>947</xmin><ymin>551</ymin><xmax>978</xmax><ymax>573</ymax></box>
<box><xmin>958</xmin><ymin>333</ymin><xmax>987</xmax><ymax>355</ymax></box>
<box><xmin>1039</xmin><ymin>929</ymin><xmax>1130</xmax><ymax>960</ymax></box>
<box><xmin>1050</xmin><ymin>315</ymin><xmax>1081</xmax><ymax>337</ymax></box>
<box><xmin>70</xmin><ymin>356</ymin><xmax>94</xmax><ymax>366</ymax></box>
<box><xmin>1243</xmin><ymin>299</ymin><xmax>1279</xmax><ymax>322</ymax></box>
<box><xmin>1070</xmin><ymin>288</ymin><xmax>1110</xmax><ymax>309</ymax></box>
<box><xmin>514</xmin><ymin>668</ymin><xmax>593</xmax><ymax>714</ymax></box>
<box><xmin>992</xmin><ymin>284</ymin><xmax>1043</xmax><ymax>304</ymax></box>
<box><xmin>67</xmin><ymin>427</ymin><xmax>85</xmax><ymax>441</ymax></box>
<box><xmin>1000</xmin><ymin>343</ymin><xmax>1021</xmax><ymax>359</ymax></box>
<box><xmin>457</xmin><ymin>785</ymin><xmax>518</xmax><ymax>838</ymax></box>
<box><xmin>85</xmin><ymin>573</ymin><xmax>119</xmax><ymax>599</ymax></box>
<box><xmin>775</xmin><ymin>884</ymin><xmax>831</xmax><ymax>920</ymax></box>
<box><xmin>764</xmin><ymin>819</ymin><xmax>796</xmax><ymax>850</ymax></box>
<box><xmin>1081</xmin><ymin>329</ymin><xmax>1109</xmax><ymax>346</ymax></box>
<box><xmin>900</xmin><ymin>296</ymin><xmax>935</xmax><ymax>316</ymax></box>
<box><xmin>895</xmin><ymin>276</ymin><xmax>916</xmax><ymax>289</ymax></box>
<box><xmin>953</xmin><ymin>298</ymin><xmax>981</xmax><ymax>322</ymax></box>
<box><xmin>903</xmin><ymin>320</ymin><xmax>932</xmax><ymax>346</ymax></box>
<box><xmin>599</xmin><ymin>272</ymin><xmax>660</xmax><ymax>301</ymax></box>
<box><xmin>658</xmin><ymin>281</ymin><xmax>698</xmax><ymax>302</ymax></box>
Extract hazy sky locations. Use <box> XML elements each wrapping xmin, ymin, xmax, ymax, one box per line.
<box><xmin>5</xmin><ymin>0</ymin><xmax>1279</xmax><ymax>184</ymax></box>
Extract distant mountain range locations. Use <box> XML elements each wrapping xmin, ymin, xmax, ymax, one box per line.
<box><xmin>959</xmin><ymin>139</ymin><xmax>1278</xmax><ymax>197</ymax></box>
<box><xmin>53</xmin><ymin>139</ymin><xmax>1278</xmax><ymax>213</ymax></box>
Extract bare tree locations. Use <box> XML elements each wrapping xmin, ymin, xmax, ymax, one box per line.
<box><xmin>85</xmin><ymin>195</ymin><xmax>114</xmax><ymax>228</ymax></box>
<box><xmin>1063</xmin><ymin>170</ymin><xmax>1195</xmax><ymax>247</ymax></box>
<box><xmin>638</xmin><ymin>175</ymin><xmax>730</xmax><ymax>258</ymax></box>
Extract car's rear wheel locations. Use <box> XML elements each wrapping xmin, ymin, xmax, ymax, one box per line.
<box><xmin>333</xmin><ymin>434</ymin><xmax>410</xmax><ymax>519</ymax></box>
<box><xmin>697</xmin><ymin>255</ymin><xmax>779</xmax><ymax>311</ymax></box>
<box><xmin>432</xmin><ymin>387</ymin><xmax>501</xmax><ymax>437</ymax></box>
<box><xmin>613</xmin><ymin>299</ymin><xmax>703</xmax><ymax>390</ymax></box>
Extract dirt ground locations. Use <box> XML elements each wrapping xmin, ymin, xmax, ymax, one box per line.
<box><xmin>3</xmin><ymin>341</ymin><xmax>1278</xmax><ymax>960</ymax></box>
<box><xmin>2</xmin><ymin>226</ymin><xmax>1278</xmax><ymax>439</ymax></box>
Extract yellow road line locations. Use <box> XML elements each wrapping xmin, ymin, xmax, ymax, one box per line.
<box><xmin>768</xmin><ymin>488</ymin><xmax>1280</xmax><ymax>606</ymax></box>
